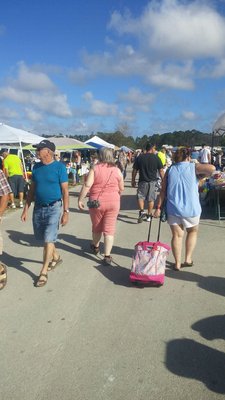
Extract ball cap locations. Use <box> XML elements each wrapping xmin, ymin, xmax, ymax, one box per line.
<box><xmin>0</xmin><ymin>148</ymin><xmax>9</xmax><ymax>155</ymax></box>
<box><xmin>33</xmin><ymin>139</ymin><xmax>56</xmax><ymax>152</ymax></box>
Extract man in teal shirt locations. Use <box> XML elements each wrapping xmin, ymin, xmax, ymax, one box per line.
<box><xmin>21</xmin><ymin>140</ymin><xmax>69</xmax><ymax>287</ymax></box>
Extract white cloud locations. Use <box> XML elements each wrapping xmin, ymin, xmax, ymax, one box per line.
<box><xmin>109</xmin><ymin>0</ymin><xmax>225</xmax><ymax>60</ymax></box>
<box><xmin>0</xmin><ymin>107</ymin><xmax>18</xmax><ymax>119</ymax></box>
<box><xmin>200</xmin><ymin>58</ymin><xmax>225</xmax><ymax>79</ymax></box>
<box><xmin>149</xmin><ymin>61</ymin><xmax>194</xmax><ymax>89</ymax></box>
<box><xmin>83</xmin><ymin>91</ymin><xmax>93</xmax><ymax>102</ymax></box>
<box><xmin>68</xmin><ymin>67</ymin><xmax>90</xmax><ymax>85</ymax></box>
<box><xmin>80</xmin><ymin>45</ymin><xmax>137</xmax><ymax>77</ymax></box>
<box><xmin>67</xmin><ymin>0</ymin><xmax>225</xmax><ymax>90</ymax></box>
<box><xmin>118</xmin><ymin>87</ymin><xmax>154</xmax><ymax>112</ymax></box>
<box><xmin>24</xmin><ymin>108</ymin><xmax>43</xmax><ymax>122</ymax></box>
<box><xmin>14</xmin><ymin>62</ymin><xmax>56</xmax><ymax>91</ymax></box>
<box><xmin>82</xmin><ymin>91</ymin><xmax>118</xmax><ymax>116</ymax></box>
<box><xmin>0</xmin><ymin>62</ymin><xmax>72</xmax><ymax>119</ymax></box>
<box><xmin>117</xmin><ymin>110</ymin><xmax>136</xmax><ymax>123</ymax></box>
<box><xmin>182</xmin><ymin>110</ymin><xmax>198</xmax><ymax>120</ymax></box>
<box><xmin>70</xmin><ymin>46</ymin><xmax>194</xmax><ymax>89</ymax></box>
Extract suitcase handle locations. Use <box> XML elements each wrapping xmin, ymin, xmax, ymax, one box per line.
<box><xmin>136</xmin><ymin>241</ymin><xmax>171</xmax><ymax>252</ymax></box>
<box><xmin>147</xmin><ymin>215</ymin><xmax>162</xmax><ymax>242</ymax></box>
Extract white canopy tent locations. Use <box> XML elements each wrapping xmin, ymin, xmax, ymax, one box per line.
<box><xmin>212</xmin><ymin>112</ymin><xmax>225</xmax><ymax>136</ymax></box>
<box><xmin>85</xmin><ymin>135</ymin><xmax>115</xmax><ymax>149</ymax></box>
<box><xmin>120</xmin><ymin>145</ymin><xmax>133</xmax><ymax>152</ymax></box>
<box><xmin>24</xmin><ymin>136</ymin><xmax>96</xmax><ymax>153</ymax></box>
<box><xmin>212</xmin><ymin>113</ymin><xmax>225</xmax><ymax>149</ymax></box>
<box><xmin>41</xmin><ymin>136</ymin><xmax>95</xmax><ymax>150</ymax></box>
<box><xmin>0</xmin><ymin>123</ymin><xmax>43</xmax><ymax>179</ymax></box>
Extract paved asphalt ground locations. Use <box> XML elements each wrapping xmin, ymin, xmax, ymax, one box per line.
<box><xmin>1</xmin><ymin>167</ymin><xmax>225</xmax><ymax>400</ymax></box>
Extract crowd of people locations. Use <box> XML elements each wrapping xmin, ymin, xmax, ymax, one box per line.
<box><xmin>0</xmin><ymin>139</ymin><xmax>218</xmax><ymax>290</ymax></box>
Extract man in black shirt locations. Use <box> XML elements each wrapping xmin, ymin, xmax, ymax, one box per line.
<box><xmin>132</xmin><ymin>143</ymin><xmax>164</xmax><ymax>222</ymax></box>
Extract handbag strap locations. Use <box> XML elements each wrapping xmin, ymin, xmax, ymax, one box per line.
<box><xmin>96</xmin><ymin>170</ymin><xmax>113</xmax><ymax>201</ymax></box>
<box><xmin>164</xmin><ymin>166</ymin><xmax>171</xmax><ymax>198</ymax></box>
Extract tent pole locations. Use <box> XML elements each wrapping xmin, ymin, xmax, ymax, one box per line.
<box><xmin>19</xmin><ymin>142</ymin><xmax>28</xmax><ymax>181</ymax></box>
<box><xmin>211</xmin><ymin>131</ymin><xmax>215</xmax><ymax>165</ymax></box>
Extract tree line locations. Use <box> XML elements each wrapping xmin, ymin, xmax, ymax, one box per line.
<box><xmin>43</xmin><ymin>129</ymin><xmax>225</xmax><ymax>150</ymax></box>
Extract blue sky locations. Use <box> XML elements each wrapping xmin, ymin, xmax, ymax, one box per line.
<box><xmin>1</xmin><ymin>0</ymin><xmax>225</xmax><ymax>137</ymax></box>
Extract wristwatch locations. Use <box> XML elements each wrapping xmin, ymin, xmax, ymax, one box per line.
<box><xmin>64</xmin><ymin>209</ymin><xmax>69</xmax><ymax>213</ymax></box>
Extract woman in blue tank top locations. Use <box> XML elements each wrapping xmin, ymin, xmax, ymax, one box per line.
<box><xmin>155</xmin><ymin>148</ymin><xmax>215</xmax><ymax>271</ymax></box>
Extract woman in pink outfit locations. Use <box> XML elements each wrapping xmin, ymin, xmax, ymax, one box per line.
<box><xmin>78</xmin><ymin>148</ymin><xmax>124</xmax><ymax>265</ymax></box>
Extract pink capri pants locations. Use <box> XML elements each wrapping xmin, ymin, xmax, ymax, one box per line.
<box><xmin>89</xmin><ymin>200</ymin><xmax>120</xmax><ymax>235</ymax></box>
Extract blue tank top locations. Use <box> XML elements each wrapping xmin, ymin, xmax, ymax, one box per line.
<box><xmin>167</xmin><ymin>162</ymin><xmax>201</xmax><ymax>218</ymax></box>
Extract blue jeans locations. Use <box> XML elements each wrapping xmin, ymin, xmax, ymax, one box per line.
<box><xmin>33</xmin><ymin>201</ymin><xmax>62</xmax><ymax>243</ymax></box>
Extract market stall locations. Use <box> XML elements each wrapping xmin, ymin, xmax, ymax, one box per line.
<box><xmin>200</xmin><ymin>171</ymin><xmax>225</xmax><ymax>221</ymax></box>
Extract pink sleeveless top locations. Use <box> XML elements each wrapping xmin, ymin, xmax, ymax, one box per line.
<box><xmin>89</xmin><ymin>164</ymin><xmax>121</xmax><ymax>202</ymax></box>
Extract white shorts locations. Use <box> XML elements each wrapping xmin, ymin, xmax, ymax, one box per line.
<box><xmin>167</xmin><ymin>215</ymin><xmax>200</xmax><ymax>228</ymax></box>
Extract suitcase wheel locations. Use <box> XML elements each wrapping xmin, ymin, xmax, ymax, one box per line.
<box><xmin>131</xmin><ymin>281</ymin><xmax>144</xmax><ymax>288</ymax></box>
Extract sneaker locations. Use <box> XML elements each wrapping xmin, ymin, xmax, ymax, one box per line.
<box><xmin>11</xmin><ymin>203</ymin><xmax>16</xmax><ymax>209</ymax></box>
<box><xmin>137</xmin><ymin>210</ymin><xmax>145</xmax><ymax>223</ymax></box>
<box><xmin>146</xmin><ymin>214</ymin><xmax>152</xmax><ymax>222</ymax></box>
<box><xmin>19</xmin><ymin>202</ymin><xmax>24</xmax><ymax>208</ymax></box>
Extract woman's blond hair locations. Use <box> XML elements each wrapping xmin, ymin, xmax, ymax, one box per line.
<box><xmin>98</xmin><ymin>147</ymin><xmax>115</xmax><ymax>165</ymax></box>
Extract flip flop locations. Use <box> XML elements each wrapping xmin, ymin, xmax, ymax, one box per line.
<box><xmin>182</xmin><ymin>261</ymin><xmax>194</xmax><ymax>268</ymax></box>
<box><xmin>35</xmin><ymin>273</ymin><xmax>48</xmax><ymax>287</ymax></box>
<box><xmin>48</xmin><ymin>257</ymin><xmax>63</xmax><ymax>271</ymax></box>
<box><xmin>173</xmin><ymin>266</ymin><xmax>181</xmax><ymax>271</ymax></box>
<box><xmin>0</xmin><ymin>263</ymin><xmax>7</xmax><ymax>290</ymax></box>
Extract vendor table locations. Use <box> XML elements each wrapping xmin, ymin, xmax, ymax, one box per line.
<box><xmin>213</xmin><ymin>186</ymin><xmax>225</xmax><ymax>221</ymax></box>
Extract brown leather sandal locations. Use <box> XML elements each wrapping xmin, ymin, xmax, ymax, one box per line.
<box><xmin>35</xmin><ymin>273</ymin><xmax>48</xmax><ymax>287</ymax></box>
<box><xmin>48</xmin><ymin>257</ymin><xmax>63</xmax><ymax>271</ymax></box>
<box><xmin>0</xmin><ymin>263</ymin><xmax>7</xmax><ymax>290</ymax></box>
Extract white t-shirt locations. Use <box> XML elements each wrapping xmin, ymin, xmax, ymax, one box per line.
<box><xmin>199</xmin><ymin>148</ymin><xmax>210</xmax><ymax>163</ymax></box>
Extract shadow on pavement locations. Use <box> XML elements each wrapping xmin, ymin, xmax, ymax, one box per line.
<box><xmin>167</xmin><ymin>313</ymin><xmax>225</xmax><ymax>393</ymax></box>
<box><xmin>7</xmin><ymin>230</ymin><xmax>40</xmax><ymax>247</ymax></box>
<box><xmin>6</xmin><ymin>231</ymin><xmax>134</xmax><ymax>274</ymax></box>
<box><xmin>166</xmin><ymin>338</ymin><xmax>225</xmax><ymax>394</ymax></box>
<box><xmin>94</xmin><ymin>263</ymin><xmax>131</xmax><ymax>287</ymax></box>
<box><xmin>117</xmin><ymin>213</ymin><xmax>137</xmax><ymax>224</ymax></box>
<box><xmin>2</xmin><ymin>251</ymin><xmax>37</xmax><ymax>281</ymax></box>
<box><xmin>120</xmin><ymin>194</ymin><xmax>137</xmax><ymax>211</ymax></box>
<box><xmin>58</xmin><ymin>233</ymin><xmax>134</xmax><ymax>259</ymax></box>
<box><xmin>192</xmin><ymin>314</ymin><xmax>225</xmax><ymax>341</ymax></box>
<box><xmin>165</xmin><ymin>264</ymin><xmax>225</xmax><ymax>298</ymax></box>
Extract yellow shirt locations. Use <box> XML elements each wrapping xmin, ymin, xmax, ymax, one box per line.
<box><xmin>157</xmin><ymin>151</ymin><xmax>166</xmax><ymax>166</ymax></box>
<box><xmin>3</xmin><ymin>154</ymin><xmax>23</xmax><ymax>177</ymax></box>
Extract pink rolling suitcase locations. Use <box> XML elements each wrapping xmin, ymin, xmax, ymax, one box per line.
<box><xmin>130</xmin><ymin>216</ymin><xmax>171</xmax><ymax>286</ymax></box>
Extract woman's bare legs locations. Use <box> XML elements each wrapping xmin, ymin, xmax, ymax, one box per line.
<box><xmin>185</xmin><ymin>225</ymin><xmax>199</xmax><ymax>264</ymax></box>
<box><xmin>104</xmin><ymin>234</ymin><xmax>114</xmax><ymax>256</ymax></box>
<box><xmin>92</xmin><ymin>232</ymin><xmax>102</xmax><ymax>248</ymax></box>
<box><xmin>170</xmin><ymin>224</ymin><xmax>184</xmax><ymax>270</ymax></box>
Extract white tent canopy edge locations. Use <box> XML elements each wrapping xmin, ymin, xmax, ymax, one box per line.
<box><xmin>0</xmin><ymin>123</ymin><xmax>43</xmax><ymax>180</ymax></box>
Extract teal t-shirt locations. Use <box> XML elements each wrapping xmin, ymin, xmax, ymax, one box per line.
<box><xmin>32</xmin><ymin>161</ymin><xmax>68</xmax><ymax>205</ymax></box>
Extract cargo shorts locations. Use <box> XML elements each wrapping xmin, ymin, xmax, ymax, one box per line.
<box><xmin>137</xmin><ymin>181</ymin><xmax>158</xmax><ymax>202</ymax></box>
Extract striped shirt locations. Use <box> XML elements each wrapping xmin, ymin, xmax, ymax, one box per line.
<box><xmin>0</xmin><ymin>170</ymin><xmax>12</xmax><ymax>196</ymax></box>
